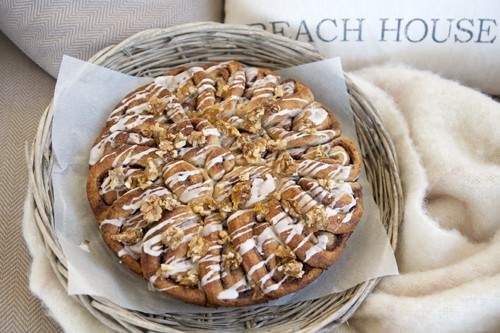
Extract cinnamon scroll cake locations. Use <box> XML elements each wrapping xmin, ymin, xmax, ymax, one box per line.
<box><xmin>86</xmin><ymin>61</ymin><xmax>363</xmax><ymax>306</ymax></box>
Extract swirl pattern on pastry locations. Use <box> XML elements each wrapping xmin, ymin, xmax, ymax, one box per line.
<box><xmin>87</xmin><ymin>61</ymin><xmax>363</xmax><ymax>306</ymax></box>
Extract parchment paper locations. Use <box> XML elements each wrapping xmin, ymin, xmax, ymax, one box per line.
<box><xmin>51</xmin><ymin>55</ymin><xmax>398</xmax><ymax>313</ymax></box>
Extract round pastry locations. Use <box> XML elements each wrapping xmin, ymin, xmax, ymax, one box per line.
<box><xmin>86</xmin><ymin>61</ymin><xmax>363</xmax><ymax>306</ymax></box>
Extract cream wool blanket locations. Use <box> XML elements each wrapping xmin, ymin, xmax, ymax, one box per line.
<box><xmin>23</xmin><ymin>65</ymin><xmax>500</xmax><ymax>333</ymax></box>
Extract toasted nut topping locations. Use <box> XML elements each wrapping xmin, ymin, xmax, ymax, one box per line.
<box><xmin>215</xmin><ymin>120</ymin><xmax>240</xmax><ymax>137</ymax></box>
<box><xmin>111</xmin><ymin>228</ymin><xmax>143</xmax><ymax>245</ymax></box>
<box><xmin>242</xmin><ymin>107</ymin><xmax>265</xmax><ymax>133</ymax></box>
<box><xmin>158</xmin><ymin>139</ymin><xmax>174</xmax><ymax>152</ymax></box>
<box><xmin>278</xmin><ymin>260</ymin><xmax>304</xmax><ymax>279</ymax></box>
<box><xmin>187</xmin><ymin>130</ymin><xmax>206</xmax><ymax>147</ymax></box>
<box><xmin>254</xmin><ymin>202</ymin><xmax>269</xmax><ymax>222</ymax></box>
<box><xmin>108</xmin><ymin>167</ymin><xmax>126</xmax><ymax>190</ymax></box>
<box><xmin>274</xmin><ymin>85</ymin><xmax>284</xmax><ymax>98</ymax></box>
<box><xmin>176</xmin><ymin>268</ymin><xmax>199</xmax><ymax>286</ymax></box>
<box><xmin>217</xmin><ymin>230</ymin><xmax>230</xmax><ymax>245</ymax></box>
<box><xmin>146</xmin><ymin>95</ymin><xmax>165</xmax><ymax>116</ymax></box>
<box><xmin>304</xmin><ymin>206</ymin><xmax>327</xmax><ymax>231</ymax></box>
<box><xmin>223</xmin><ymin>246</ymin><xmax>243</xmax><ymax>270</ymax></box>
<box><xmin>144</xmin><ymin>158</ymin><xmax>161</xmax><ymax>181</ymax></box>
<box><xmin>187</xmin><ymin>235</ymin><xmax>209</xmax><ymax>262</ymax></box>
<box><xmin>140</xmin><ymin>194</ymin><xmax>163</xmax><ymax>223</ymax></box>
<box><xmin>274</xmin><ymin>151</ymin><xmax>297</xmax><ymax>176</ymax></box>
<box><xmin>281</xmin><ymin>199</ymin><xmax>299</xmax><ymax>218</ymax></box>
<box><xmin>160</xmin><ymin>195</ymin><xmax>180</xmax><ymax>211</ymax></box>
<box><xmin>231</xmin><ymin>180</ymin><xmax>252</xmax><ymax>209</ymax></box>
<box><xmin>242</xmin><ymin>137</ymin><xmax>266</xmax><ymax>164</ymax></box>
<box><xmin>318</xmin><ymin>178</ymin><xmax>336</xmax><ymax>190</ymax></box>
<box><xmin>267</xmin><ymin>139</ymin><xmax>286</xmax><ymax>151</ymax></box>
<box><xmin>125</xmin><ymin>172</ymin><xmax>151</xmax><ymax>190</ymax></box>
<box><xmin>189</xmin><ymin>196</ymin><xmax>217</xmax><ymax>216</ymax></box>
<box><xmin>303</xmin><ymin>145</ymin><xmax>327</xmax><ymax>160</ymax></box>
<box><xmin>275</xmin><ymin>244</ymin><xmax>296</xmax><ymax>261</ymax></box>
<box><xmin>161</xmin><ymin>226</ymin><xmax>184</xmax><ymax>250</ymax></box>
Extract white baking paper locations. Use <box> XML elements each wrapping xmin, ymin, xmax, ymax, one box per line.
<box><xmin>51</xmin><ymin>55</ymin><xmax>398</xmax><ymax>313</ymax></box>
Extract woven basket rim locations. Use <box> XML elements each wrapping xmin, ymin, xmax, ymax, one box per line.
<box><xmin>27</xmin><ymin>22</ymin><xmax>403</xmax><ymax>333</ymax></box>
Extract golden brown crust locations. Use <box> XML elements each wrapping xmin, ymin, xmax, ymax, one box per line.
<box><xmin>86</xmin><ymin>61</ymin><xmax>364</xmax><ymax>306</ymax></box>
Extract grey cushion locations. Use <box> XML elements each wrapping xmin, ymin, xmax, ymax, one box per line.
<box><xmin>0</xmin><ymin>0</ymin><xmax>223</xmax><ymax>77</ymax></box>
<box><xmin>0</xmin><ymin>31</ymin><xmax>60</xmax><ymax>332</ymax></box>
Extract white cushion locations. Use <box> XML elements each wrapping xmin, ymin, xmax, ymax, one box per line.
<box><xmin>225</xmin><ymin>0</ymin><xmax>500</xmax><ymax>95</ymax></box>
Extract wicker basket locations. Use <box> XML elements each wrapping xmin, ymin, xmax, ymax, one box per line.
<box><xmin>27</xmin><ymin>22</ymin><xmax>403</xmax><ymax>333</ymax></box>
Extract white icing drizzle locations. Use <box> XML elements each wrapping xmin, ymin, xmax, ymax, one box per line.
<box><xmin>256</xmin><ymin>226</ymin><xmax>279</xmax><ymax>254</ymax></box>
<box><xmin>154</xmin><ymin>67</ymin><xmax>204</xmax><ymax>91</ymax></box>
<box><xmin>100</xmin><ymin>218</ymin><xmax>124</xmax><ymax>228</ymax></box>
<box><xmin>238</xmin><ymin>238</ymin><xmax>256</xmax><ymax>255</ymax></box>
<box><xmin>298</xmin><ymin>160</ymin><xmax>331</xmax><ymax>175</ymax></box>
<box><xmin>202</xmin><ymin>223</ymin><xmax>222</xmax><ymax>236</ymax></box>
<box><xmin>112</xmin><ymin>146</ymin><xmax>157</xmax><ymax>168</ymax></box>
<box><xmin>201</xmin><ymin>262</ymin><xmax>221</xmax><ymax>286</ymax></box>
<box><xmin>164</xmin><ymin>169</ymin><xmax>202</xmax><ymax>188</ymax></box>
<box><xmin>143</xmin><ymin>210</ymin><xmax>193</xmax><ymax>241</ymax></box>
<box><xmin>231</xmin><ymin>222</ymin><xmax>256</xmax><ymax>241</ymax></box>
<box><xmin>202</xmin><ymin>127</ymin><xmax>220</xmax><ymax>137</ymax></box>
<box><xmin>281</xmin><ymin>97</ymin><xmax>309</xmax><ymax>104</ymax></box>
<box><xmin>308</xmin><ymin>107</ymin><xmax>328</xmax><ymax>125</ymax></box>
<box><xmin>217</xmin><ymin>278</ymin><xmax>246</xmax><ymax>300</ymax></box>
<box><xmin>263</xmin><ymin>276</ymin><xmax>288</xmax><ymax>294</ymax></box>
<box><xmin>246</xmin><ymin>174</ymin><xmax>276</xmax><ymax>207</ymax></box>
<box><xmin>100</xmin><ymin>167</ymin><xmax>137</xmax><ymax>194</ymax></box>
<box><xmin>247</xmin><ymin>260</ymin><xmax>266</xmax><ymax>279</ymax></box>
<box><xmin>110</xmin><ymin>90</ymin><xmax>151</xmax><ymax>118</ymax></box>
<box><xmin>304</xmin><ymin>244</ymin><xmax>324</xmax><ymax>262</ymax></box>
<box><xmin>183</xmin><ymin>145</ymin><xmax>218</xmax><ymax>165</ymax></box>
<box><xmin>109</xmin><ymin>114</ymin><xmax>153</xmax><ymax>132</ymax></box>
<box><xmin>179</xmin><ymin>179</ymin><xmax>213</xmax><ymax>203</ymax></box>
<box><xmin>227</xmin><ymin>209</ymin><xmax>251</xmax><ymax>225</ymax></box>
<box><xmin>292</xmin><ymin>233</ymin><xmax>313</xmax><ymax>253</ymax></box>
<box><xmin>162</xmin><ymin>258</ymin><xmax>194</xmax><ymax>277</ymax></box>
<box><xmin>89</xmin><ymin>131</ymin><xmax>121</xmax><ymax>165</ymax></box>
<box><xmin>143</xmin><ymin>234</ymin><xmax>163</xmax><ymax>256</ymax></box>
<box><xmin>341</xmin><ymin>212</ymin><xmax>353</xmax><ymax>224</ymax></box>
<box><xmin>270</xmin><ymin>212</ymin><xmax>304</xmax><ymax>244</ymax></box>
<box><xmin>316</xmin><ymin>234</ymin><xmax>330</xmax><ymax>249</ymax></box>
<box><xmin>263</xmin><ymin>108</ymin><xmax>303</xmax><ymax>127</ymax></box>
<box><xmin>122</xmin><ymin>187</ymin><xmax>170</xmax><ymax>212</ymax></box>
<box><xmin>117</xmin><ymin>245</ymin><xmax>140</xmax><ymax>260</ymax></box>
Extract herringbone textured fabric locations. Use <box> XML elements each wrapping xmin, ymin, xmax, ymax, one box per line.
<box><xmin>0</xmin><ymin>32</ymin><xmax>61</xmax><ymax>333</ymax></box>
<box><xmin>0</xmin><ymin>0</ymin><xmax>223</xmax><ymax>77</ymax></box>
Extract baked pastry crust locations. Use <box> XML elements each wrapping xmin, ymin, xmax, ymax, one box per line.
<box><xmin>87</xmin><ymin>61</ymin><xmax>363</xmax><ymax>306</ymax></box>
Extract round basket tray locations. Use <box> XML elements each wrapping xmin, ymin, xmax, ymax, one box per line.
<box><xmin>27</xmin><ymin>22</ymin><xmax>403</xmax><ymax>332</ymax></box>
